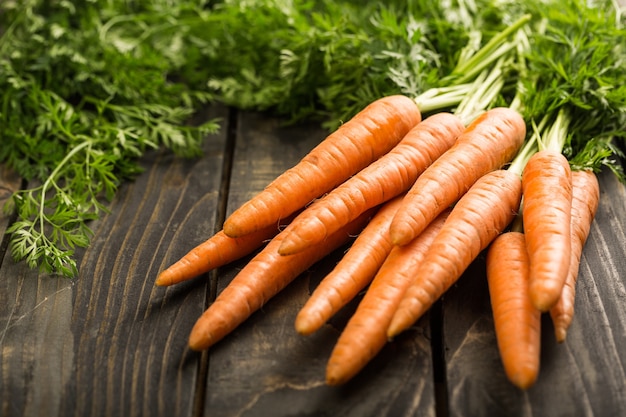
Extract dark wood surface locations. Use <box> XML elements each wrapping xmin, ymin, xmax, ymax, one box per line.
<box><xmin>1</xmin><ymin>106</ymin><xmax>625</xmax><ymax>417</ymax></box>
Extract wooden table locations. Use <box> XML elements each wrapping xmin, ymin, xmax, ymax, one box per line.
<box><xmin>1</xmin><ymin>105</ymin><xmax>625</xmax><ymax>417</ymax></box>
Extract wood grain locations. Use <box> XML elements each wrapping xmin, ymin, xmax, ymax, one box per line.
<box><xmin>0</xmin><ymin>106</ymin><xmax>229</xmax><ymax>417</ymax></box>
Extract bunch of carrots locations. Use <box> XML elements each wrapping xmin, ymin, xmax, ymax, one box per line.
<box><xmin>155</xmin><ymin>2</ymin><xmax>626</xmax><ymax>391</ymax></box>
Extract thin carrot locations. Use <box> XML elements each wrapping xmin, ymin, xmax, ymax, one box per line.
<box><xmin>188</xmin><ymin>208</ymin><xmax>376</xmax><ymax>351</ymax></box>
<box><xmin>486</xmin><ymin>231</ymin><xmax>541</xmax><ymax>390</ymax></box>
<box><xmin>325</xmin><ymin>209</ymin><xmax>450</xmax><ymax>386</ymax></box>
<box><xmin>522</xmin><ymin>149</ymin><xmax>573</xmax><ymax>311</ymax></box>
<box><xmin>222</xmin><ymin>95</ymin><xmax>421</xmax><ymax>238</ymax></box>
<box><xmin>389</xmin><ymin>107</ymin><xmax>526</xmax><ymax>246</ymax></box>
<box><xmin>277</xmin><ymin>112</ymin><xmax>464</xmax><ymax>256</ymax></box>
<box><xmin>550</xmin><ymin>169</ymin><xmax>600</xmax><ymax>342</ymax></box>
<box><xmin>294</xmin><ymin>195</ymin><xmax>404</xmax><ymax>336</ymax></box>
<box><xmin>156</xmin><ymin>214</ymin><xmax>296</xmax><ymax>286</ymax></box>
<box><xmin>387</xmin><ymin>168</ymin><xmax>523</xmax><ymax>338</ymax></box>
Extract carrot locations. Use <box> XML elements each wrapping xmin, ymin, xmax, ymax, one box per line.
<box><xmin>486</xmin><ymin>231</ymin><xmax>541</xmax><ymax>390</ymax></box>
<box><xmin>277</xmin><ymin>112</ymin><xmax>464</xmax><ymax>256</ymax></box>
<box><xmin>156</xmin><ymin>214</ymin><xmax>296</xmax><ymax>286</ymax></box>
<box><xmin>294</xmin><ymin>195</ymin><xmax>404</xmax><ymax>336</ymax></box>
<box><xmin>387</xmin><ymin>168</ymin><xmax>523</xmax><ymax>338</ymax></box>
<box><xmin>388</xmin><ymin>107</ymin><xmax>526</xmax><ymax>246</ymax></box>
<box><xmin>522</xmin><ymin>149</ymin><xmax>573</xmax><ymax>312</ymax></box>
<box><xmin>222</xmin><ymin>95</ymin><xmax>421</xmax><ymax>238</ymax></box>
<box><xmin>325</xmin><ymin>209</ymin><xmax>450</xmax><ymax>386</ymax></box>
<box><xmin>550</xmin><ymin>169</ymin><xmax>600</xmax><ymax>342</ymax></box>
<box><xmin>187</xmin><ymin>208</ymin><xmax>376</xmax><ymax>351</ymax></box>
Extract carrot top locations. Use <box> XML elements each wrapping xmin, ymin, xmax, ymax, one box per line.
<box><xmin>514</xmin><ymin>0</ymin><xmax>626</xmax><ymax>179</ymax></box>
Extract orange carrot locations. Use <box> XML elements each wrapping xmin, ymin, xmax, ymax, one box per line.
<box><xmin>522</xmin><ymin>150</ymin><xmax>573</xmax><ymax>312</ymax></box>
<box><xmin>387</xmin><ymin>169</ymin><xmax>523</xmax><ymax>338</ymax></box>
<box><xmin>188</xmin><ymin>208</ymin><xmax>376</xmax><ymax>351</ymax></box>
<box><xmin>294</xmin><ymin>195</ymin><xmax>404</xmax><ymax>336</ymax></box>
<box><xmin>325</xmin><ymin>209</ymin><xmax>450</xmax><ymax>386</ymax></box>
<box><xmin>550</xmin><ymin>169</ymin><xmax>600</xmax><ymax>342</ymax></box>
<box><xmin>156</xmin><ymin>214</ymin><xmax>296</xmax><ymax>286</ymax></box>
<box><xmin>389</xmin><ymin>107</ymin><xmax>526</xmax><ymax>246</ymax></box>
<box><xmin>277</xmin><ymin>112</ymin><xmax>464</xmax><ymax>256</ymax></box>
<box><xmin>222</xmin><ymin>95</ymin><xmax>421</xmax><ymax>238</ymax></box>
<box><xmin>486</xmin><ymin>231</ymin><xmax>541</xmax><ymax>390</ymax></box>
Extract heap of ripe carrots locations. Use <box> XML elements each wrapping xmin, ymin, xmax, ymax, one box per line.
<box><xmin>155</xmin><ymin>5</ymin><xmax>624</xmax><ymax>391</ymax></box>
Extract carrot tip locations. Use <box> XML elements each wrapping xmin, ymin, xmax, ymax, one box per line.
<box><xmin>325</xmin><ymin>375</ymin><xmax>345</xmax><ymax>386</ymax></box>
<box><xmin>554</xmin><ymin>327</ymin><xmax>567</xmax><ymax>343</ymax></box>
<box><xmin>512</xmin><ymin>376</ymin><xmax>538</xmax><ymax>391</ymax></box>
<box><xmin>325</xmin><ymin>363</ymin><xmax>353</xmax><ymax>386</ymax></box>
<box><xmin>154</xmin><ymin>275</ymin><xmax>168</xmax><ymax>287</ymax></box>
<box><xmin>188</xmin><ymin>332</ymin><xmax>209</xmax><ymax>351</ymax></box>
<box><xmin>504</xmin><ymin>363</ymin><xmax>539</xmax><ymax>390</ymax></box>
<box><xmin>277</xmin><ymin>244</ymin><xmax>300</xmax><ymax>256</ymax></box>
<box><xmin>386</xmin><ymin>318</ymin><xmax>408</xmax><ymax>339</ymax></box>
<box><xmin>530</xmin><ymin>291</ymin><xmax>560</xmax><ymax>313</ymax></box>
<box><xmin>390</xmin><ymin>233</ymin><xmax>411</xmax><ymax>247</ymax></box>
<box><xmin>294</xmin><ymin>319</ymin><xmax>317</xmax><ymax>336</ymax></box>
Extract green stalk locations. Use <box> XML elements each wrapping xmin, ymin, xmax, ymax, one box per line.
<box><xmin>413</xmin><ymin>83</ymin><xmax>474</xmax><ymax>113</ymax></box>
<box><xmin>454</xmin><ymin>56</ymin><xmax>507</xmax><ymax>124</ymax></box>
<box><xmin>412</xmin><ymin>13</ymin><xmax>530</xmax><ymax>118</ymax></box>
<box><xmin>36</xmin><ymin>141</ymin><xmax>92</xmax><ymax>241</ymax></box>
<box><xmin>539</xmin><ymin>108</ymin><xmax>571</xmax><ymax>153</ymax></box>
<box><xmin>444</xmin><ymin>14</ymin><xmax>532</xmax><ymax>85</ymax></box>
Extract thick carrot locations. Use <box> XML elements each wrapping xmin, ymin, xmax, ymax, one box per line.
<box><xmin>387</xmin><ymin>169</ymin><xmax>523</xmax><ymax>338</ymax></box>
<box><xmin>487</xmin><ymin>231</ymin><xmax>541</xmax><ymax>390</ymax></box>
<box><xmin>325</xmin><ymin>209</ymin><xmax>450</xmax><ymax>386</ymax></box>
<box><xmin>222</xmin><ymin>95</ymin><xmax>421</xmax><ymax>238</ymax></box>
<box><xmin>550</xmin><ymin>169</ymin><xmax>600</xmax><ymax>342</ymax></box>
<box><xmin>277</xmin><ymin>112</ymin><xmax>464</xmax><ymax>256</ymax></box>
<box><xmin>188</xmin><ymin>208</ymin><xmax>375</xmax><ymax>351</ymax></box>
<box><xmin>156</xmin><ymin>214</ymin><xmax>296</xmax><ymax>286</ymax></box>
<box><xmin>522</xmin><ymin>150</ymin><xmax>573</xmax><ymax>312</ymax></box>
<box><xmin>389</xmin><ymin>107</ymin><xmax>526</xmax><ymax>246</ymax></box>
<box><xmin>294</xmin><ymin>195</ymin><xmax>404</xmax><ymax>336</ymax></box>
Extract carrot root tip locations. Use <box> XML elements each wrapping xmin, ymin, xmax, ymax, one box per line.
<box><xmin>554</xmin><ymin>327</ymin><xmax>567</xmax><ymax>343</ymax></box>
<box><xmin>188</xmin><ymin>328</ymin><xmax>212</xmax><ymax>351</ymax></box>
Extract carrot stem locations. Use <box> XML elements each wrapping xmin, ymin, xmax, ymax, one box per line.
<box><xmin>444</xmin><ymin>14</ymin><xmax>532</xmax><ymax>85</ymax></box>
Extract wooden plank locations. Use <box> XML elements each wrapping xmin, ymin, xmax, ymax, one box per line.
<box><xmin>0</xmin><ymin>165</ymin><xmax>21</xmax><ymax>247</ymax></box>
<box><xmin>202</xmin><ymin>111</ymin><xmax>436</xmax><ymax>417</ymax></box>
<box><xmin>0</xmin><ymin>106</ymin><xmax>229</xmax><ymax>417</ymax></box>
<box><xmin>442</xmin><ymin>168</ymin><xmax>626</xmax><ymax>417</ymax></box>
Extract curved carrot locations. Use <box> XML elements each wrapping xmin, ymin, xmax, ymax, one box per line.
<box><xmin>294</xmin><ymin>195</ymin><xmax>404</xmax><ymax>336</ymax></box>
<box><xmin>156</xmin><ymin>214</ymin><xmax>296</xmax><ymax>286</ymax></box>
<box><xmin>325</xmin><ymin>209</ymin><xmax>450</xmax><ymax>386</ymax></box>
<box><xmin>387</xmin><ymin>169</ymin><xmax>523</xmax><ymax>338</ymax></box>
<box><xmin>522</xmin><ymin>150</ymin><xmax>573</xmax><ymax>312</ymax></box>
<box><xmin>188</xmin><ymin>209</ymin><xmax>375</xmax><ymax>351</ymax></box>
<box><xmin>389</xmin><ymin>107</ymin><xmax>526</xmax><ymax>246</ymax></box>
<box><xmin>487</xmin><ymin>231</ymin><xmax>541</xmax><ymax>390</ymax></box>
<box><xmin>277</xmin><ymin>112</ymin><xmax>464</xmax><ymax>256</ymax></box>
<box><xmin>550</xmin><ymin>169</ymin><xmax>600</xmax><ymax>342</ymax></box>
<box><xmin>222</xmin><ymin>95</ymin><xmax>421</xmax><ymax>238</ymax></box>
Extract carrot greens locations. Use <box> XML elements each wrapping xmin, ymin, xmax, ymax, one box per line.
<box><xmin>516</xmin><ymin>0</ymin><xmax>626</xmax><ymax>178</ymax></box>
<box><xmin>0</xmin><ymin>0</ymin><xmax>219</xmax><ymax>276</ymax></box>
<box><xmin>1</xmin><ymin>0</ymin><xmax>626</xmax><ymax>279</ymax></box>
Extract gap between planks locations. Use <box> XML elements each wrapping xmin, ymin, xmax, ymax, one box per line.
<box><xmin>430</xmin><ymin>299</ymin><xmax>450</xmax><ymax>417</ymax></box>
<box><xmin>192</xmin><ymin>106</ymin><xmax>240</xmax><ymax>417</ymax></box>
